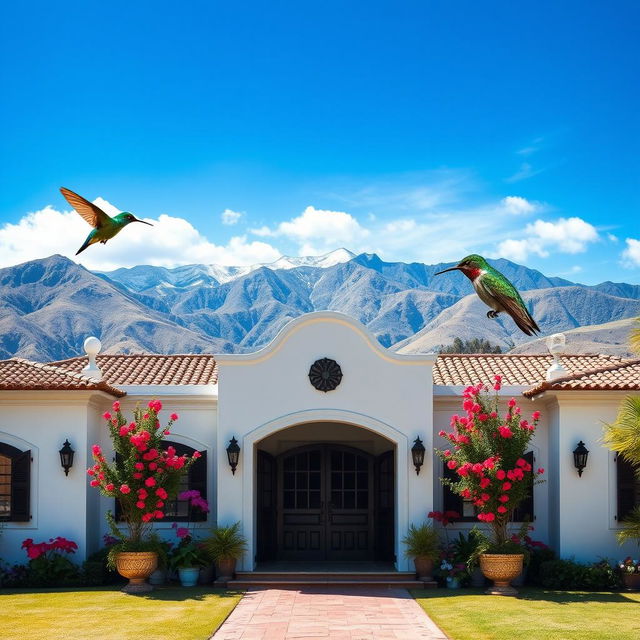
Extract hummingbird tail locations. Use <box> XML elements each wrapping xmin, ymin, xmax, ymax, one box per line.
<box><xmin>75</xmin><ymin>238</ymin><xmax>92</xmax><ymax>255</ymax></box>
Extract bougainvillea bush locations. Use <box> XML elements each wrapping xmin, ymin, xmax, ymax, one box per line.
<box><xmin>21</xmin><ymin>536</ymin><xmax>80</xmax><ymax>585</ymax></box>
<box><xmin>437</xmin><ymin>376</ymin><xmax>544</xmax><ymax>551</ymax></box>
<box><xmin>88</xmin><ymin>400</ymin><xmax>202</xmax><ymax>560</ymax></box>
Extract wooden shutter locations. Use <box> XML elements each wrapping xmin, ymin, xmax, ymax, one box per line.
<box><xmin>617</xmin><ymin>454</ymin><xmax>639</xmax><ymax>521</ymax></box>
<box><xmin>11</xmin><ymin>449</ymin><xmax>31</xmax><ymax>522</ymax></box>
<box><xmin>512</xmin><ymin>451</ymin><xmax>535</xmax><ymax>522</ymax></box>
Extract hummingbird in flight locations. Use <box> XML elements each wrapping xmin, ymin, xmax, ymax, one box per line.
<box><xmin>60</xmin><ymin>187</ymin><xmax>153</xmax><ymax>255</ymax></box>
<box><xmin>435</xmin><ymin>254</ymin><xmax>540</xmax><ymax>336</ymax></box>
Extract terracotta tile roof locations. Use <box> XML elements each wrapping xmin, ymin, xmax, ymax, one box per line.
<box><xmin>50</xmin><ymin>354</ymin><xmax>218</xmax><ymax>386</ymax></box>
<box><xmin>0</xmin><ymin>358</ymin><xmax>126</xmax><ymax>397</ymax></box>
<box><xmin>433</xmin><ymin>353</ymin><xmax>629</xmax><ymax>387</ymax></box>
<box><xmin>523</xmin><ymin>358</ymin><xmax>640</xmax><ymax>397</ymax></box>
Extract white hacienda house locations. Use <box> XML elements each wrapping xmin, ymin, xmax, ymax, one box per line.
<box><xmin>1</xmin><ymin>312</ymin><xmax>639</xmax><ymax>570</ymax></box>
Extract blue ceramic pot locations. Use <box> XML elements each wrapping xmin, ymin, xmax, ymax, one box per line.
<box><xmin>178</xmin><ymin>566</ymin><xmax>200</xmax><ymax>587</ymax></box>
<box><xmin>446</xmin><ymin>576</ymin><xmax>460</xmax><ymax>589</ymax></box>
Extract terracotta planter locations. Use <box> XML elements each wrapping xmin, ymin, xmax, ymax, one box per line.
<box><xmin>413</xmin><ymin>556</ymin><xmax>434</xmax><ymax>581</ymax></box>
<box><xmin>215</xmin><ymin>557</ymin><xmax>237</xmax><ymax>586</ymax></box>
<box><xmin>115</xmin><ymin>551</ymin><xmax>158</xmax><ymax>594</ymax></box>
<box><xmin>479</xmin><ymin>553</ymin><xmax>523</xmax><ymax>596</ymax></box>
<box><xmin>621</xmin><ymin>572</ymin><xmax>640</xmax><ymax>591</ymax></box>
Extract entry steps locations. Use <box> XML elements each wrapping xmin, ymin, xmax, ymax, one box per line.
<box><xmin>226</xmin><ymin>570</ymin><xmax>436</xmax><ymax>589</ymax></box>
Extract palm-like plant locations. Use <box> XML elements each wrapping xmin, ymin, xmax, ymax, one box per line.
<box><xmin>617</xmin><ymin>506</ymin><xmax>640</xmax><ymax>547</ymax></box>
<box><xmin>203</xmin><ymin>522</ymin><xmax>247</xmax><ymax>562</ymax></box>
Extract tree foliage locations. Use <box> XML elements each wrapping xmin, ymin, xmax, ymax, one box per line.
<box><xmin>439</xmin><ymin>337</ymin><xmax>503</xmax><ymax>354</ymax></box>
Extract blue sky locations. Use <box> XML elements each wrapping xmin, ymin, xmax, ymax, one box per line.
<box><xmin>0</xmin><ymin>1</ymin><xmax>638</xmax><ymax>282</ymax></box>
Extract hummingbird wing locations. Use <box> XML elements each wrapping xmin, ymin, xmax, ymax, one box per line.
<box><xmin>60</xmin><ymin>187</ymin><xmax>111</xmax><ymax>229</ymax></box>
<box><xmin>480</xmin><ymin>270</ymin><xmax>541</xmax><ymax>336</ymax></box>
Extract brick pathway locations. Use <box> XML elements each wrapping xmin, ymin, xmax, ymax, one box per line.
<box><xmin>211</xmin><ymin>587</ymin><xmax>448</xmax><ymax>639</ymax></box>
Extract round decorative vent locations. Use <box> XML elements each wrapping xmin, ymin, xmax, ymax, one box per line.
<box><xmin>308</xmin><ymin>358</ymin><xmax>343</xmax><ymax>392</ymax></box>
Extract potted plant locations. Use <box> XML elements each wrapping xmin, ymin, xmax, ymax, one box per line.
<box><xmin>88</xmin><ymin>400</ymin><xmax>202</xmax><ymax>593</ymax></box>
<box><xmin>203</xmin><ymin>522</ymin><xmax>247</xmax><ymax>586</ymax></box>
<box><xmin>401</xmin><ymin>522</ymin><xmax>440</xmax><ymax>581</ymax></box>
<box><xmin>168</xmin><ymin>491</ymin><xmax>211</xmax><ymax>586</ymax></box>
<box><xmin>616</xmin><ymin>505</ymin><xmax>640</xmax><ymax>590</ymax></box>
<box><xmin>436</xmin><ymin>376</ymin><xmax>544</xmax><ymax>595</ymax></box>
<box><xmin>617</xmin><ymin>555</ymin><xmax>640</xmax><ymax>591</ymax></box>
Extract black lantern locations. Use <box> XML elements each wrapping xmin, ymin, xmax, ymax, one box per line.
<box><xmin>573</xmin><ymin>440</ymin><xmax>589</xmax><ymax>477</ymax></box>
<box><xmin>411</xmin><ymin>437</ymin><xmax>426</xmax><ymax>475</ymax></box>
<box><xmin>226</xmin><ymin>437</ymin><xmax>240</xmax><ymax>475</ymax></box>
<box><xmin>59</xmin><ymin>439</ymin><xmax>75</xmax><ymax>476</ymax></box>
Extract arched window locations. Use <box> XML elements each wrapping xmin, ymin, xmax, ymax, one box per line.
<box><xmin>0</xmin><ymin>443</ymin><xmax>31</xmax><ymax>522</ymax></box>
<box><xmin>115</xmin><ymin>441</ymin><xmax>207</xmax><ymax>522</ymax></box>
<box><xmin>616</xmin><ymin>454</ymin><xmax>640</xmax><ymax>522</ymax></box>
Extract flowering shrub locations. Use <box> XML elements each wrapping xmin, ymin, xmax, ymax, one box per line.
<box><xmin>436</xmin><ymin>377</ymin><xmax>544</xmax><ymax>549</ymax></box>
<box><xmin>88</xmin><ymin>400</ymin><xmax>202</xmax><ymax>549</ymax></box>
<box><xmin>21</xmin><ymin>536</ymin><xmax>80</xmax><ymax>585</ymax></box>
<box><xmin>618</xmin><ymin>556</ymin><xmax>640</xmax><ymax>575</ymax></box>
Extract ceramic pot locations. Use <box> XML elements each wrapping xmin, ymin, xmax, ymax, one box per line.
<box><xmin>413</xmin><ymin>556</ymin><xmax>434</xmax><ymax>581</ymax></box>
<box><xmin>178</xmin><ymin>566</ymin><xmax>200</xmax><ymax>587</ymax></box>
<box><xmin>215</xmin><ymin>557</ymin><xmax>237</xmax><ymax>585</ymax></box>
<box><xmin>446</xmin><ymin>576</ymin><xmax>460</xmax><ymax>589</ymax></box>
<box><xmin>622</xmin><ymin>572</ymin><xmax>640</xmax><ymax>591</ymax></box>
<box><xmin>115</xmin><ymin>551</ymin><xmax>158</xmax><ymax>594</ymax></box>
<box><xmin>479</xmin><ymin>553</ymin><xmax>524</xmax><ymax>596</ymax></box>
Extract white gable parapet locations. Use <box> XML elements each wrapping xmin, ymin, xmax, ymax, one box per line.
<box><xmin>215</xmin><ymin>311</ymin><xmax>436</xmax><ymax>570</ymax></box>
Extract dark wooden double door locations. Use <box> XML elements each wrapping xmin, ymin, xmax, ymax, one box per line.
<box><xmin>257</xmin><ymin>445</ymin><xmax>394</xmax><ymax>562</ymax></box>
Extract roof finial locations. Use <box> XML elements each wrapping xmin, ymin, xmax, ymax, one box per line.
<box><xmin>545</xmin><ymin>333</ymin><xmax>567</xmax><ymax>381</ymax></box>
<box><xmin>83</xmin><ymin>336</ymin><xmax>103</xmax><ymax>381</ymax></box>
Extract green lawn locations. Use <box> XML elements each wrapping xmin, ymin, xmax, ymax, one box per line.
<box><xmin>413</xmin><ymin>588</ymin><xmax>640</xmax><ymax>640</ymax></box>
<box><xmin>0</xmin><ymin>586</ymin><xmax>242</xmax><ymax>640</ymax></box>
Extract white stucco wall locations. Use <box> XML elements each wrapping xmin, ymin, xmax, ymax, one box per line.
<box><xmin>215</xmin><ymin>312</ymin><xmax>436</xmax><ymax>570</ymax></box>
<box><xmin>0</xmin><ymin>391</ymin><xmax>110</xmax><ymax>565</ymax></box>
<box><xmin>543</xmin><ymin>391</ymin><xmax>638</xmax><ymax>563</ymax></box>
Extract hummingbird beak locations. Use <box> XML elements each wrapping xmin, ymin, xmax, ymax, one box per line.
<box><xmin>434</xmin><ymin>266</ymin><xmax>461</xmax><ymax>276</ymax></box>
<box><xmin>133</xmin><ymin>218</ymin><xmax>153</xmax><ymax>226</ymax></box>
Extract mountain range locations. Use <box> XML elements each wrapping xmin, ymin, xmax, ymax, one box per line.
<box><xmin>0</xmin><ymin>249</ymin><xmax>638</xmax><ymax>361</ymax></box>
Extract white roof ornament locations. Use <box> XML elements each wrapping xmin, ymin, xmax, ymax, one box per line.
<box><xmin>545</xmin><ymin>333</ymin><xmax>567</xmax><ymax>381</ymax></box>
<box><xmin>82</xmin><ymin>336</ymin><xmax>103</xmax><ymax>381</ymax></box>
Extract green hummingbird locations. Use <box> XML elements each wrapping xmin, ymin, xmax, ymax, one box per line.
<box><xmin>435</xmin><ymin>254</ymin><xmax>540</xmax><ymax>336</ymax></box>
<box><xmin>60</xmin><ymin>187</ymin><xmax>153</xmax><ymax>255</ymax></box>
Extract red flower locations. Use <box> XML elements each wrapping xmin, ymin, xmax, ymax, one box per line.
<box><xmin>145</xmin><ymin>477</ymin><xmax>156</xmax><ymax>487</ymax></box>
<box><xmin>508</xmin><ymin>398</ymin><xmax>516</xmax><ymax>408</ymax></box>
<box><xmin>91</xmin><ymin>444</ymin><xmax>102</xmax><ymax>456</ymax></box>
<box><xmin>120</xmin><ymin>484</ymin><xmax>131</xmax><ymax>494</ymax></box>
<box><xmin>496</xmin><ymin>469</ymin><xmax>506</xmax><ymax>480</ymax></box>
<box><xmin>170</xmin><ymin>413</ymin><xmax>179</xmax><ymax>421</ymax></box>
<box><xmin>502</xmin><ymin>482</ymin><xmax>512</xmax><ymax>491</ymax></box>
<box><xmin>497</xmin><ymin>505</ymin><xmax>508</xmax><ymax>514</ymax></box>
<box><xmin>136</xmin><ymin>500</ymin><xmax>146</xmax><ymax>509</ymax></box>
<box><xmin>498</xmin><ymin>426</ymin><xmax>513</xmax><ymax>438</ymax></box>
<box><xmin>516</xmin><ymin>458</ymin><xmax>527</xmax><ymax>468</ymax></box>
<box><xmin>447</xmin><ymin>460</ymin><xmax>457</xmax><ymax>469</ymax></box>
<box><xmin>90</xmin><ymin>479</ymin><xmax>100</xmax><ymax>487</ymax></box>
<box><xmin>102</xmin><ymin>412</ymin><xmax>111</xmax><ymax>420</ymax></box>
<box><xmin>537</xmin><ymin>467</ymin><xmax>545</xmax><ymax>474</ymax></box>
<box><xmin>193</xmin><ymin>451</ymin><xmax>202</xmax><ymax>459</ymax></box>
<box><xmin>156</xmin><ymin>487</ymin><xmax>168</xmax><ymax>499</ymax></box>
<box><xmin>499</xmin><ymin>494</ymin><xmax>509</xmax><ymax>503</ymax></box>
<box><xmin>480</xmin><ymin>477</ymin><xmax>491</xmax><ymax>489</ymax></box>
<box><xmin>105</xmin><ymin>483</ymin><xmax>114</xmax><ymax>491</ymax></box>
<box><xmin>532</xmin><ymin>411</ymin><xmax>541</xmax><ymax>420</ymax></box>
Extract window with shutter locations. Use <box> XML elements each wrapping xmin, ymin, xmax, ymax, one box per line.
<box><xmin>115</xmin><ymin>441</ymin><xmax>207</xmax><ymax>522</ymax></box>
<box><xmin>616</xmin><ymin>454</ymin><xmax>639</xmax><ymax>522</ymax></box>
<box><xmin>0</xmin><ymin>443</ymin><xmax>31</xmax><ymax>522</ymax></box>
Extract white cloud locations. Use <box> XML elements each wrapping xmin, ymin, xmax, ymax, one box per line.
<box><xmin>505</xmin><ymin>162</ymin><xmax>544</xmax><ymax>183</ymax></box>
<box><xmin>0</xmin><ymin>202</ymin><xmax>281</xmax><ymax>270</ymax></box>
<box><xmin>261</xmin><ymin>206</ymin><xmax>370</xmax><ymax>255</ymax></box>
<box><xmin>607</xmin><ymin>233</ymin><xmax>619</xmax><ymax>243</ymax></box>
<box><xmin>221</xmin><ymin>208</ymin><xmax>242</xmax><ymax>225</ymax></box>
<box><xmin>622</xmin><ymin>238</ymin><xmax>640</xmax><ymax>268</ymax></box>
<box><xmin>495</xmin><ymin>216</ymin><xmax>599</xmax><ymax>262</ymax></box>
<box><xmin>501</xmin><ymin>196</ymin><xmax>538</xmax><ymax>215</ymax></box>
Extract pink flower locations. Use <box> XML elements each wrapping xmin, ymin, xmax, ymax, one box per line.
<box><xmin>484</xmin><ymin>512</ymin><xmax>495</xmax><ymax>522</ymax></box>
<box><xmin>532</xmin><ymin>411</ymin><xmax>541</xmax><ymax>420</ymax></box>
<box><xmin>537</xmin><ymin>467</ymin><xmax>545</xmax><ymax>475</ymax></box>
<box><xmin>136</xmin><ymin>501</ymin><xmax>146</xmax><ymax>509</ymax></box>
<box><xmin>502</xmin><ymin>482</ymin><xmax>512</xmax><ymax>491</ymax></box>
<box><xmin>135</xmin><ymin>462</ymin><xmax>144</xmax><ymax>470</ymax></box>
<box><xmin>105</xmin><ymin>483</ymin><xmax>114</xmax><ymax>492</ymax></box>
<box><xmin>145</xmin><ymin>477</ymin><xmax>156</xmax><ymax>487</ymax></box>
<box><xmin>87</xmin><ymin>469</ymin><xmax>95</xmax><ymax>476</ymax></box>
<box><xmin>163</xmin><ymin>430</ymin><xmax>171</xmax><ymax>435</ymax></box>
<box><xmin>170</xmin><ymin>413</ymin><xmax>179</xmax><ymax>421</ymax></box>
<box><xmin>154</xmin><ymin>510</ymin><xmax>164</xmax><ymax>519</ymax></box>
<box><xmin>133</xmin><ymin>473</ymin><xmax>143</xmax><ymax>479</ymax></box>
<box><xmin>438</xmin><ymin>430</ymin><xmax>446</xmax><ymax>438</ymax></box>
<box><xmin>120</xmin><ymin>484</ymin><xmax>131</xmax><ymax>494</ymax></box>
<box><xmin>156</xmin><ymin>500</ymin><xmax>164</xmax><ymax>508</ymax></box>
<box><xmin>119</xmin><ymin>426</ymin><xmax>129</xmax><ymax>436</ymax></box>
<box><xmin>497</xmin><ymin>506</ymin><xmax>508</xmax><ymax>514</ymax></box>
<box><xmin>498</xmin><ymin>426</ymin><xmax>513</xmax><ymax>438</ymax></box>
<box><xmin>137</xmin><ymin>489</ymin><xmax>148</xmax><ymax>499</ymax></box>
<box><xmin>447</xmin><ymin>460</ymin><xmax>457</xmax><ymax>469</ymax></box>
<box><xmin>102</xmin><ymin>412</ymin><xmax>111</xmax><ymax>420</ymax></box>
<box><xmin>516</xmin><ymin>458</ymin><xmax>527</xmax><ymax>468</ymax></box>
<box><xmin>508</xmin><ymin>398</ymin><xmax>516</xmax><ymax>408</ymax></box>
<box><xmin>499</xmin><ymin>494</ymin><xmax>509</xmax><ymax>503</ymax></box>
<box><xmin>176</xmin><ymin>527</ymin><xmax>190</xmax><ymax>539</ymax></box>
<box><xmin>141</xmin><ymin>513</ymin><xmax>153</xmax><ymax>522</ymax></box>
<box><xmin>480</xmin><ymin>493</ymin><xmax>490</xmax><ymax>502</ymax></box>
<box><xmin>480</xmin><ymin>477</ymin><xmax>491</xmax><ymax>489</ymax></box>
<box><xmin>193</xmin><ymin>451</ymin><xmax>202</xmax><ymax>459</ymax></box>
<box><xmin>112</xmin><ymin>401</ymin><xmax>120</xmax><ymax>412</ymax></box>
<box><xmin>155</xmin><ymin>487</ymin><xmax>168</xmax><ymax>499</ymax></box>
<box><xmin>91</xmin><ymin>445</ymin><xmax>102</xmax><ymax>456</ymax></box>
<box><xmin>90</xmin><ymin>479</ymin><xmax>100</xmax><ymax>487</ymax></box>
<box><xmin>496</xmin><ymin>470</ymin><xmax>506</xmax><ymax>480</ymax></box>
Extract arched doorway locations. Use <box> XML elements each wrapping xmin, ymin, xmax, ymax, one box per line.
<box><xmin>256</xmin><ymin>423</ymin><xmax>395</xmax><ymax>563</ymax></box>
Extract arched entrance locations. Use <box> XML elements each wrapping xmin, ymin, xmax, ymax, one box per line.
<box><xmin>256</xmin><ymin>423</ymin><xmax>395</xmax><ymax>563</ymax></box>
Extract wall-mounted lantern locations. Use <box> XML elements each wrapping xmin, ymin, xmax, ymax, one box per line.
<box><xmin>59</xmin><ymin>439</ymin><xmax>75</xmax><ymax>476</ymax></box>
<box><xmin>411</xmin><ymin>437</ymin><xmax>426</xmax><ymax>475</ymax></box>
<box><xmin>226</xmin><ymin>437</ymin><xmax>240</xmax><ymax>475</ymax></box>
<box><xmin>573</xmin><ymin>440</ymin><xmax>589</xmax><ymax>477</ymax></box>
